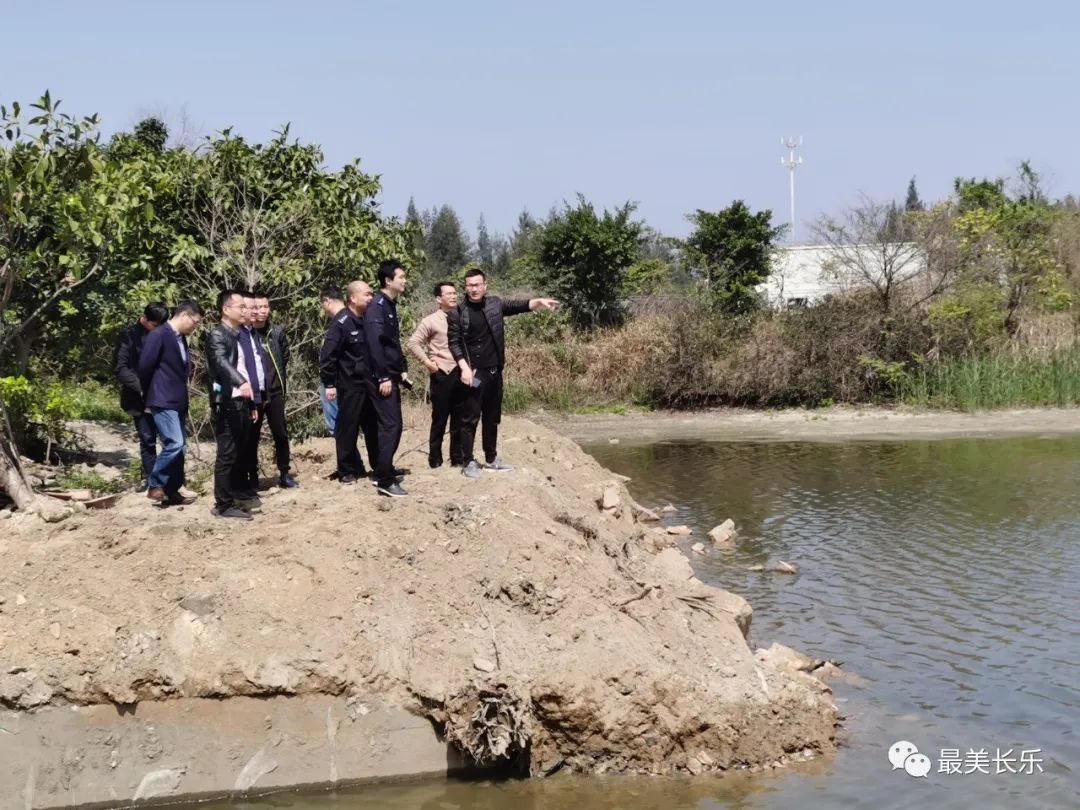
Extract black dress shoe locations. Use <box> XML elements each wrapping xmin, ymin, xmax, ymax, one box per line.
<box><xmin>279</xmin><ymin>474</ymin><xmax>299</xmax><ymax>488</ymax></box>
<box><xmin>340</xmin><ymin>474</ymin><xmax>358</xmax><ymax>485</ymax></box>
<box><xmin>213</xmin><ymin>506</ymin><xmax>253</xmax><ymax>520</ymax></box>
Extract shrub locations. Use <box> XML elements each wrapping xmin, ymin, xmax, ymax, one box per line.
<box><xmin>1</xmin><ymin>375</ymin><xmax>83</xmax><ymax>462</ymax></box>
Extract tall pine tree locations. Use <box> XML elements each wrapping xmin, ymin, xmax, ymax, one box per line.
<box><xmin>905</xmin><ymin>177</ymin><xmax>924</xmax><ymax>212</ymax></box>
<box><xmin>426</xmin><ymin>204</ymin><xmax>471</xmax><ymax>277</ymax></box>
<box><xmin>476</xmin><ymin>213</ymin><xmax>494</xmax><ymax>274</ymax></box>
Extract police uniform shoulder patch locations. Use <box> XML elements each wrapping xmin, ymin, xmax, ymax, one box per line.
<box><xmin>336</xmin><ymin>313</ymin><xmax>348</xmax><ymax>324</ymax></box>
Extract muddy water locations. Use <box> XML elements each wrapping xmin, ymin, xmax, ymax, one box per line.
<box><xmin>198</xmin><ymin>435</ymin><xmax>1080</xmax><ymax>809</ymax></box>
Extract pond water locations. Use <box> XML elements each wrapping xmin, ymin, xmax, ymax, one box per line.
<box><xmin>196</xmin><ymin>435</ymin><xmax>1080</xmax><ymax>809</ymax></box>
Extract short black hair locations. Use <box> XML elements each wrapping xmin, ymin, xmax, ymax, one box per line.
<box><xmin>240</xmin><ymin>289</ymin><xmax>257</xmax><ymax>299</ymax></box>
<box><xmin>377</xmin><ymin>259</ymin><xmax>405</xmax><ymax>289</ymax></box>
<box><xmin>216</xmin><ymin>289</ymin><xmax>242</xmax><ymax>313</ymax></box>
<box><xmin>433</xmin><ymin>281</ymin><xmax>455</xmax><ymax>297</ymax></box>
<box><xmin>464</xmin><ymin>267</ymin><xmax>487</xmax><ymax>281</ymax></box>
<box><xmin>173</xmin><ymin>299</ymin><xmax>204</xmax><ymax>318</ymax></box>
<box><xmin>251</xmin><ymin>290</ymin><xmax>269</xmax><ymax>301</ymax></box>
<box><xmin>320</xmin><ymin>286</ymin><xmax>344</xmax><ymax>302</ymax></box>
<box><xmin>144</xmin><ymin>302</ymin><xmax>169</xmax><ymax>323</ymax></box>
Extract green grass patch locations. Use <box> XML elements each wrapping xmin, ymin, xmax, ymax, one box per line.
<box><xmin>63</xmin><ymin>380</ymin><xmax>129</xmax><ymax>423</ymax></box>
<box><xmin>570</xmin><ymin>402</ymin><xmax>650</xmax><ymax>416</ymax></box>
<box><xmin>899</xmin><ymin>349</ymin><xmax>1080</xmax><ymax>410</ymax></box>
<box><xmin>55</xmin><ymin>466</ymin><xmax>127</xmax><ymax>495</ymax></box>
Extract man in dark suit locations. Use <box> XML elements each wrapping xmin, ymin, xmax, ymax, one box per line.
<box><xmin>206</xmin><ymin>289</ymin><xmax>258</xmax><ymax>520</ymax></box>
<box><xmin>112</xmin><ymin>302</ymin><xmax>169</xmax><ymax>490</ymax></box>
<box><xmin>251</xmin><ymin>292</ymin><xmax>297</xmax><ymax>488</ymax></box>
<box><xmin>137</xmin><ymin>300</ymin><xmax>204</xmax><ymax>505</ymax></box>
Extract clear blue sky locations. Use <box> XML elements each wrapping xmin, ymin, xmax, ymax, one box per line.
<box><xmin>8</xmin><ymin>0</ymin><xmax>1077</xmax><ymax>241</ymax></box>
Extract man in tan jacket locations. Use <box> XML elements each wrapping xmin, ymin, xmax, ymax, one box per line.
<box><xmin>406</xmin><ymin>281</ymin><xmax>463</xmax><ymax>468</ymax></box>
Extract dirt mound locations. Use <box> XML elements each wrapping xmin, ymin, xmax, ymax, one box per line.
<box><xmin>0</xmin><ymin>416</ymin><xmax>837</xmax><ymax>786</ymax></box>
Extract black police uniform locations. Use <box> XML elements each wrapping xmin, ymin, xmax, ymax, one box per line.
<box><xmin>363</xmin><ymin>291</ymin><xmax>407</xmax><ymax>488</ymax></box>
<box><xmin>319</xmin><ymin>307</ymin><xmax>377</xmax><ymax>479</ymax></box>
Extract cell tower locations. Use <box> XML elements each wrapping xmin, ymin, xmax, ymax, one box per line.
<box><xmin>780</xmin><ymin>137</ymin><xmax>803</xmax><ymax>243</ymax></box>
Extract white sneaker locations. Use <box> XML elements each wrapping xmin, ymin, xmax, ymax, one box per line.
<box><xmin>485</xmin><ymin>457</ymin><xmax>514</xmax><ymax>472</ymax></box>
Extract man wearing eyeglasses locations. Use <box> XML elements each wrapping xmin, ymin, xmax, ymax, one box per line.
<box><xmin>447</xmin><ymin>268</ymin><xmax>559</xmax><ymax>479</ymax></box>
<box><xmin>206</xmin><ymin>290</ymin><xmax>258</xmax><ymax>520</ymax></box>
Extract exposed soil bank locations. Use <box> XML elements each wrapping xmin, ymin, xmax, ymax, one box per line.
<box><xmin>549</xmin><ymin>406</ymin><xmax>1080</xmax><ymax>444</ymax></box>
<box><xmin>0</xmin><ymin>417</ymin><xmax>837</xmax><ymax>808</ymax></box>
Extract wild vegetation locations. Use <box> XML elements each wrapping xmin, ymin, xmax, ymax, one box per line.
<box><xmin>3</xmin><ymin>93</ymin><xmax>1079</xmax><ymax>506</ymax></box>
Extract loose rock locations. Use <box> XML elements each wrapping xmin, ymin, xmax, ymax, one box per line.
<box><xmin>707</xmin><ymin>518</ymin><xmax>737</xmax><ymax>545</ymax></box>
<box><xmin>600</xmin><ymin>484</ymin><xmax>621</xmax><ymax>511</ymax></box>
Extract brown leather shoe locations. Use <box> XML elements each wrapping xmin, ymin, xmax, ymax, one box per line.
<box><xmin>147</xmin><ymin>487</ymin><xmax>165</xmax><ymax>502</ymax></box>
<box><xmin>164</xmin><ymin>491</ymin><xmax>196</xmax><ymax>506</ymax></box>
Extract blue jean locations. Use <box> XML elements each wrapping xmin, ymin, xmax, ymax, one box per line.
<box><xmin>132</xmin><ymin>412</ymin><xmax>158</xmax><ymax>479</ymax></box>
<box><xmin>320</xmin><ymin>385</ymin><xmax>338</xmax><ymax>434</ymax></box>
<box><xmin>149</xmin><ymin>408</ymin><xmax>186</xmax><ymax>494</ymax></box>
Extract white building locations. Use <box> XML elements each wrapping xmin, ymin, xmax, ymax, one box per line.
<box><xmin>759</xmin><ymin>243</ymin><xmax>926</xmax><ymax>308</ymax></box>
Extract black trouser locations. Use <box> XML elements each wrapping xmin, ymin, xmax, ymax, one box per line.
<box><xmin>459</xmin><ymin>367</ymin><xmax>502</xmax><ymax>465</ymax></box>
<box><xmin>429</xmin><ymin>368</ymin><xmax>464</xmax><ymax>467</ymax></box>
<box><xmin>335</xmin><ymin>381</ymin><xmax>377</xmax><ymax>478</ymax></box>
<box><xmin>264</xmin><ymin>389</ymin><xmax>290</xmax><ymax>476</ymax></box>
<box><xmin>214</xmin><ymin>400</ymin><xmax>251</xmax><ymax>511</ymax></box>
<box><xmin>369</xmin><ymin>378</ymin><xmax>403</xmax><ymax>486</ymax></box>
<box><xmin>238</xmin><ymin>393</ymin><xmax>266</xmax><ymax>493</ymax></box>
<box><xmin>132</xmin><ymin>412</ymin><xmax>158</xmax><ymax>479</ymax></box>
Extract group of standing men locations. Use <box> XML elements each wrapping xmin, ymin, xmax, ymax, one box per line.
<box><xmin>318</xmin><ymin>261</ymin><xmax>559</xmax><ymax>493</ymax></box>
<box><xmin>116</xmin><ymin>257</ymin><xmax>558</xmax><ymax>520</ymax></box>
<box><xmin>114</xmin><ymin>291</ymin><xmax>297</xmax><ymax>520</ymax></box>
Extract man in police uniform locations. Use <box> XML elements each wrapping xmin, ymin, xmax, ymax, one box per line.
<box><xmin>319</xmin><ymin>280</ymin><xmax>376</xmax><ymax>484</ymax></box>
<box><xmin>364</xmin><ymin>259</ymin><xmax>411</xmax><ymax>497</ymax></box>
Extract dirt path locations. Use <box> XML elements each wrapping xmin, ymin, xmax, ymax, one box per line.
<box><xmin>548</xmin><ymin>405</ymin><xmax>1080</xmax><ymax>444</ymax></box>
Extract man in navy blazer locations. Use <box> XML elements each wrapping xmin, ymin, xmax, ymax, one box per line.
<box><xmin>137</xmin><ymin>300</ymin><xmax>204</xmax><ymax>505</ymax></box>
<box><xmin>112</xmin><ymin>301</ymin><xmax>169</xmax><ymax>489</ymax></box>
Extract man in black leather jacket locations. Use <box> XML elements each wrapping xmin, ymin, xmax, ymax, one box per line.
<box><xmin>448</xmin><ymin>267</ymin><xmax>559</xmax><ymax>479</ymax></box>
<box><xmin>252</xmin><ymin>293</ymin><xmax>297</xmax><ymax>488</ymax></box>
<box><xmin>206</xmin><ymin>289</ymin><xmax>257</xmax><ymax>519</ymax></box>
<box><xmin>112</xmin><ymin>301</ymin><xmax>168</xmax><ymax>489</ymax></box>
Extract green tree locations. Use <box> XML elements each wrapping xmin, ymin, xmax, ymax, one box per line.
<box><xmin>425</xmin><ymin>204</ymin><xmax>470</xmax><ymax>278</ymax></box>
<box><xmin>905</xmin><ymin>177</ymin><xmax>924</xmax><ymax>212</ymax></box>
<box><xmin>954</xmin><ymin>177</ymin><xmax>1007</xmax><ymax>212</ymax></box>
<box><xmin>537</xmin><ymin>196</ymin><xmax>643</xmax><ymax>330</ymax></box>
<box><xmin>405</xmin><ymin>196</ymin><xmax>425</xmax><ymax>258</ymax></box>
<box><xmin>952</xmin><ymin>169</ymin><xmax>1063</xmax><ymax>333</ymax></box>
<box><xmin>476</xmin><ymin>213</ymin><xmax>494</xmax><ymax>274</ymax></box>
<box><xmin>684</xmin><ymin>201</ymin><xmax>784</xmax><ymax>314</ymax></box>
<box><xmin>0</xmin><ymin>92</ymin><xmax>156</xmax><ymax>509</ymax></box>
<box><xmin>133</xmin><ymin>117</ymin><xmax>168</xmax><ymax>152</ymax></box>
